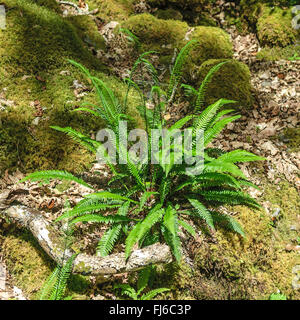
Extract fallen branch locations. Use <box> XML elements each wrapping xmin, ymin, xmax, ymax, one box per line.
<box><xmin>0</xmin><ymin>198</ymin><xmax>172</xmax><ymax>276</ymax></box>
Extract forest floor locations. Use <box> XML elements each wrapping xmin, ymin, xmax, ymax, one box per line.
<box><xmin>0</xmin><ymin>1</ymin><xmax>299</xmax><ymax>300</ymax></box>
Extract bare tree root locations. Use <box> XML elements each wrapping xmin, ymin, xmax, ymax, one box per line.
<box><xmin>0</xmin><ymin>197</ymin><xmax>172</xmax><ymax>276</ymax></box>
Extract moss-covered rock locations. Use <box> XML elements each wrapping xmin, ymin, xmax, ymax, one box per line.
<box><xmin>257</xmin><ymin>6</ymin><xmax>298</xmax><ymax>47</ymax></box>
<box><xmin>144</xmin><ymin>0</ymin><xmax>208</xmax><ymax>9</ymax></box>
<box><xmin>89</xmin><ymin>0</ymin><xmax>135</xmax><ymax>23</ymax></box>
<box><xmin>123</xmin><ymin>14</ymin><xmax>233</xmax><ymax>75</ymax></box>
<box><xmin>195</xmin><ymin>59</ymin><xmax>253</xmax><ymax>110</ymax></box>
<box><xmin>122</xmin><ymin>13</ymin><xmax>189</xmax><ymax>54</ymax></box>
<box><xmin>155</xmin><ymin>8</ymin><xmax>183</xmax><ymax>21</ymax></box>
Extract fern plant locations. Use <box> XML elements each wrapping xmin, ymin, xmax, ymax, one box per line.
<box><xmin>21</xmin><ymin>40</ymin><xmax>265</xmax><ymax>263</ymax></box>
<box><xmin>39</xmin><ymin>202</ymin><xmax>76</xmax><ymax>300</ymax></box>
<box><xmin>114</xmin><ymin>266</ymin><xmax>169</xmax><ymax>300</ymax></box>
<box><xmin>39</xmin><ymin>254</ymin><xmax>77</xmax><ymax>300</ymax></box>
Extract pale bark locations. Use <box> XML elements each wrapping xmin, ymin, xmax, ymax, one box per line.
<box><xmin>0</xmin><ymin>198</ymin><xmax>172</xmax><ymax>276</ymax></box>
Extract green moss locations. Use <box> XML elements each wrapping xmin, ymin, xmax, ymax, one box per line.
<box><xmin>1</xmin><ymin>0</ymin><xmax>103</xmax><ymax>75</ymax></box>
<box><xmin>152</xmin><ymin>180</ymin><xmax>300</xmax><ymax>300</ymax></box>
<box><xmin>35</xmin><ymin>0</ymin><xmax>61</xmax><ymax>11</ymax></box>
<box><xmin>123</xmin><ymin>14</ymin><xmax>233</xmax><ymax>80</ymax></box>
<box><xmin>257</xmin><ymin>6</ymin><xmax>298</xmax><ymax>47</ymax></box>
<box><xmin>155</xmin><ymin>8</ymin><xmax>183</xmax><ymax>21</ymax></box>
<box><xmin>183</xmin><ymin>27</ymin><xmax>233</xmax><ymax>81</ymax></box>
<box><xmin>239</xmin><ymin>0</ymin><xmax>264</xmax><ymax>29</ymax></box>
<box><xmin>123</xmin><ymin>14</ymin><xmax>189</xmax><ymax>54</ymax></box>
<box><xmin>256</xmin><ymin>45</ymin><xmax>300</xmax><ymax>61</ymax></box>
<box><xmin>66</xmin><ymin>15</ymin><xmax>106</xmax><ymax>50</ymax></box>
<box><xmin>144</xmin><ymin>0</ymin><xmax>208</xmax><ymax>9</ymax></box>
<box><xmin>0</xmin><ymin>64</ymin><xmax>141</xmax><ymax>175</ymax></box>
<box><xmin>281</xmin><ymin>128</ymin><xmax>300</xmax><ymax>152</ymax></box>
<box><xmin>89</xmin><ymin>0</ymin><xmax>135</xmax><ymax>23</ymax></box>
<box><xmin>196</xmin><ymin>59</ymin><xmax>253</xmax><ymax>110</ymax></box>
<box><xmin>1</xmin><ymin>231</ymin><xmax>54</xmax><ymax>299</ymax></box>
<box><xmin>0</xmin><ymin>229</ymin><xmax>91</xmax><ymax>299</ymax></box>
<box><xmin>0</xmin><ymin>0</ymin><xmax>142</xmax><ymax>175</ymax></box>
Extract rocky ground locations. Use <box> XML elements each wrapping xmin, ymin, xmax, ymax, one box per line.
<box><xmin>0</xmin><ymin>0</ymin><xmax>299</xmax><ymax>300</ymax></box>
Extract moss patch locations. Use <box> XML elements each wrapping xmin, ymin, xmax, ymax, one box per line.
<box><xmin>281</xmin><ymin>128</ymin><xmax>300</xmax><ymax>152</ymax></box>
<box><xmin>155</xmin><ymin>8</ymin><xmax>183</xmax><ymax>21</ymax></box>
<box><xmin>123</xmin><ymin>14</ymin><xmax>233</xmax><ymax>83</ymax></box>
<box><xmin>196</xmin><ymin>59</ymin><xmax>253</xmax><ymax>110</ymax></box>
<box><xmin>155</xmin><ymin>181</ymin><xmax>300</xmax><ymax>300</ymax></box>
<box><xmin>0</xmin><ymin>0</ymin><xmax>142</xmax><ymax>175</ymax></box>
<box><xmin>89</xmin><ymin>0</ymin><xmax>135</xmax><ymax>23</ymax></box>
<box><xmin>256</xmin><ymin>45</ymin><xmax>300</xmax><ymax>61</ymax></box>
<box><xmin>257</xmin><ymin>6</ymin><xmax>298</xmax><ymax>47</ymax></box>
<box><xmin>0</xmin><ymin>228</ymin><xmax>91</xmax><ymax>299</ymax></box>
<box><xmin>123</xmin><ymin>13</ymin><xmax>189</xmax><ymax>53</ymax></box>
<box><xmin>1</xmin><ymin>230</ymin><xmax>54</xmax><ymax>299</ymax></box>
<box><xmin>1</xmin><ymin>0</ymin><xmax>103</xmax><ymax>75</ymax></box>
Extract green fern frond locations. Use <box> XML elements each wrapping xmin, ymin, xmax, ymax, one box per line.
<box><xmin>51</xmin><ymin>254</ymin><xmax>77</xmax><ymax>300</ymax></box>
<box><xmin>50</xmin><ymin>126</ymin><xmax>98</xmax><ymax>153</ymax></box>
<box><xmin>70</xmin><ymin>214</ymin><xmax>131</xmax><ymax>225</ymax></box>
<box><xmin>119</xmin><ymin>27</ymin><xmax>141</xmax><ymax>47</ymax></box>
<box><xmin>125</xmin><ymin>205</ymin><xmax>164</xmax><ymax>259</ymax></box>
<box><xmin>56</xmin><ymin>204</ymin><xmax>121</xmax><ymax>222</ymax></box>
<box><xmin>161</xmin><ymin>223</ymin><xmax>182</xmax><ymax>262</ymax></box>
<box><xmin>108</xmin><ymin>174</ymin><xmax>129</xmax><ymax>186</ymax></box>
<box><xmin>97</xmin><ymin>224</ymin><xmax>123</xmax><ymax>257</ymax></box>
<box><xmin>68</xmin><ymin>59</ymin><xmax>91</xmax><ymax>78</ymax></box>
<box><xmin>199</xmin><ymin>190</ymin><xmax>261</xmax><ymax>209</ymax></box>
<box><xmin>204</xmin><ymin>160</ymin><xmax>247</xmax><ymax>179</ymax></box>
<box><xmin>84</xmin><ymin>191</ymin><xmax>138</xmax><ymax>204</ymax></box>
<box><xmin>217</xmin><ymin>150</ymin><xmax>266</xmax><ymax>163</ymax></box>
<box><xmin>175</xmin><ymin>172</ymin><xmax>241</xmax><ymax>192</ymax></box>
<box><xmin>20</xmin><ymin>170</ymin><xmax>92</xmax><ymax>189</ymax></box>
<box><xmin>193</xmin><ymin>99</ymin><xmax>236</xmax><ymax>133</ymax></box>
<box><xmin>204</xmin><ymin>115</ymin><xmax>241</xmax><ymax>146</ymax></box>
<box><xmin>96</xmin><ymin>201</ymin><xmax>131</xmax><ymax>256</ymax></box>
<box><xmin>167</xmin><ymin>40</ymin><xmax>198</xmax><ymax>102</ymax></box>
<box><xmin>72</xmin><ymin>107</ymin><xmax>103</xmax><ymax>118</ymax></box>
<box><xmin>238</xmin><ymin>179</ymin><xmax>261</xmax><ymax>190</ymax></box>
<box><xmin>163</xmin><ymin>205</ymin><xmax>177</xmax><ymax>236</ymax></box>
<box><xmin>195</xmin><ymin>61</ymin><xmax>229</xmax><ymax>112</ymax></box>
<box><xmin>181</xmin><ymin>83</ymin><xmax>198</xmax><ymax>98</ymax></box>
<box><xmin>159</xmin><ymin>177</ymin><xmax>171</xmax><ymax>204</ymax></box>
<box><xmin>114</xmin><ymin>284</ymin><xmax>138</xmax><ymax>300</ymax></box>
<box><xmin>188</xmin><ymin>198</ymin><xmax>214</xmax><ymax>229</ymax></box>
<box><xmin>169</xmin><ymin>115</ymin><xmax>193</xmax><ymax>132</ymax></box>
<box><xmin>140</xmin><ymin>288</ymin><xmax>170</xmax><ymax>300</ymax></box>
<box><xmin>211</xmin><ymin>211</ymin><xmax>245</xmax><ymax>237</ymax></box>
<box><xmin>39</xmin><ymin>267</ymin><xmax>60</xmax><ymax>300</ymax></box>
<box><xmin>207</xmin><ymin>109</ymin><xmax>236</xmax><ymax>128</ymax></box>
<box><xmin>137</xmin><ymin>266</ymin><xmax>152</xmax><ymax>295</ymax></box>
<box><xmin>178</xmin><ymin>219</ymin><xmax>196</xmax><ymax>237</ymax></box>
